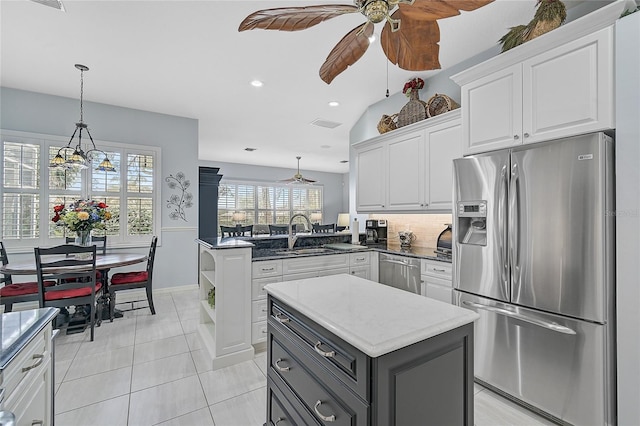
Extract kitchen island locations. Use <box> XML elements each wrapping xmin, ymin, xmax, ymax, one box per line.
<box><xmin>265</xmin><ymin>274</ymin><xmax>479</xmax><ymax>425</ymax></box>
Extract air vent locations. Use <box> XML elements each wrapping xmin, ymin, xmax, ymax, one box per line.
<box><xmin>310</xmin><ymin>118</ymin><xmax>342</xmax><ymax>129</ymax></box>
<box><xmin>30</xmin><ymin>0</ymin><xmax>65</xmax><ymax>10</ymax></box>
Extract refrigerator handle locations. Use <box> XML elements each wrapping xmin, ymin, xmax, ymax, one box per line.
<box><xmin>462</xmin><ymin>301</ymin><xmax>576</xmax><ymax>335</ymax></box>
<box><xmin>500</xmin><ymin>165</ymin><xmax>509</xmax><ymax>292</ymax></box>
<box><xmin>509</xmin><ymin>162</ymin><xmax>520</xmax><ymax>290</ymax></box>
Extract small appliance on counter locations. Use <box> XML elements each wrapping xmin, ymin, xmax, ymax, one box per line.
<box><xmin>435</xmin><ymin>224</ymin><xmax>452</xmax><ymax>260</ymax></box>
<box><xmin>398</xmin><ymin>231</ymin><xmax>416</xmax><ymax>248</ymax></box>
<box><xmin>365</xmin><ymin>219</ymin><xmax>388</xmax><ymax>249</ymax></box>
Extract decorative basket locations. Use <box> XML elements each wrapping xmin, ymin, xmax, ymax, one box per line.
<box><xmin>425</xmin><ymin>94</ymin><xmax>460</xmax><ymax>118</ymax></box>
<box><xmin>397</xmin><ymin>91</ymin><xmax>427</xmax><ymax>127</ymax></box>
<box><xmin>377</xmin><ymin>114</ymin><xmax>398</xmax><ymax>134</ymax></box>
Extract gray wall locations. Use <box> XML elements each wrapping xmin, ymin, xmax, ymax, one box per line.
<box><xmin>1</xmin><ymin>87</ymin><xmax>200</xmax><ymax>290</ymax></box>
<box><xmin>199</xmin><ymin>160</ymin><xmax>348</xmax><ymax>227</ymax></box>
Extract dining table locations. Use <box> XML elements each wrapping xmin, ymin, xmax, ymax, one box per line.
<box><xmin>0</xmin><ymin>252</ymin><xmax>148</xmax><ymax>326</ymax></box>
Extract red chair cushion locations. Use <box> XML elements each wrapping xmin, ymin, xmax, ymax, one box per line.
<box><xmin>0</xmin><ymin>281</ymin><xmax>55</xmax><ymax>297</ymax></box>
<box><xmin>44</xmin><ymin>282</ymin><xmax>102</xmax><ymax>301</ymax></box>
<box><xmin>111</xmin><ymin>271</ymin><xmax>148</xmax><ymax>285</ymax></box>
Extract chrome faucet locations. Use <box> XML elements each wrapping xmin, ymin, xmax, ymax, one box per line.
<box><xmin>288</xmin><ymin>213</ymin><xmax>312</xmax><ymax>250</ymax></box>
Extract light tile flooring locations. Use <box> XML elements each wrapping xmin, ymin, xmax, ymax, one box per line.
<box><xmin>50</xmin><ymin>287</ymin><xmax>556</xmax><ymax>426</ymax></box>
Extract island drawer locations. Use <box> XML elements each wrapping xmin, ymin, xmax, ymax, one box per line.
<box><xmin>269</xmin><ymin>298</ymin><xmax>370</xmax><ymax>402</ymax></box>
<box><xmin>269</xmin><ymin>333</ymin><xmax>368</xmax><ymax>426</ymax></box>
<box><xmin>268</xmin><ymin>378</ymin><xmax>319</xmax><ymax>426</ymax></box>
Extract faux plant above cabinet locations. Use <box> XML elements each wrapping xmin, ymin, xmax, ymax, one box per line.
<box><xmin>354</xmin><ymin>110</ymin><xmax>462</xmax><ymax>213</ymax></box>
<box><xmin>451</xmin><ymin>6</ymin><xmax>618</xmax><ymax>156</ymax></box>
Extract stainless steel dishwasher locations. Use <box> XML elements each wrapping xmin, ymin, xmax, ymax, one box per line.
<box><xmin>378</xmin><ymin>253</ymin><xmax>421</xmax><ymax>294</ymax></box>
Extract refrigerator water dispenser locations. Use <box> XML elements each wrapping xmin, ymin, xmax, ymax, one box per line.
<box><xmin>457</xmin><ymin>201</ymin><xmax>487</xmax><ymax>246</ymax></box>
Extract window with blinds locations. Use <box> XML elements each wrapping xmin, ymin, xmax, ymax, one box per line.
<box><xmin>218</xmin><ymin>181</ymin><xmax>323</xmax><ymax>234</ymax></box>
<box><xmin>1</xmin><ymin>134</ymin><xmax>160</xmax><ymax>248</ymax></box>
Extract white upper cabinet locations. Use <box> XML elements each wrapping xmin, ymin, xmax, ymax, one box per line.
<box><xmin>354</xmin><ymin>110</ymin><xmax>461</xmax><ymax>213</ymax></box>
<box><xmin>452</xmin><ymin>3</ymin><xmax>620</xmax><ymax>156</ymax></box>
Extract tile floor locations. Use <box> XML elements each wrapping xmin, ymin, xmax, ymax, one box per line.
<box><xmin>49</xmin><ymin>287</ymin><xmax>556</xmax><ymax>426</ymax></box>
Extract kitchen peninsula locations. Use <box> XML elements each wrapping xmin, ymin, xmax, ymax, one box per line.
<box><xmin>265</xmin><ymin>275</ymin><xmax>479</xmax><ymax>425</ymax></box>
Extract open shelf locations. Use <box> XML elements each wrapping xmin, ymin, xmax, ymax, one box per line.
<box><xmin>200</xmin><ymin>299</ymin><xmax>216</xmax><ymax>323</ymax></box>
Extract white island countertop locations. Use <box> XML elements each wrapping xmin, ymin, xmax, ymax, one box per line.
<box><xmin>265</xmin><ymin>274</ymin><xmax>479</xmax><ymax>358</ymax></box>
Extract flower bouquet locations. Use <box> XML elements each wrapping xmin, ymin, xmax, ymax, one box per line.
<box><xmin>52</xmin><ymin>200</ymin><xmax>112</xmax><ymax>246</ymax></box>
<box><xmin>402</xmin><ymin>77</ymin><xmax>425</xmax><ymax>98</ymax></box>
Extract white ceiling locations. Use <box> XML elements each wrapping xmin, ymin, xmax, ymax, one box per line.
<box><xmin>1</xmin><ymin>0</ymin><xmax>594</xmax><ymax>173</ymax></box>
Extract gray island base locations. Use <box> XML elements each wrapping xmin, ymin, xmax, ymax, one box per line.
<box><xmin>264</xmin><ymin>274</ymin><xmax>479</xmax><ymax>425</ymax></box>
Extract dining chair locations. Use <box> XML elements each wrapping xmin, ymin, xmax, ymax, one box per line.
<box><xmin>269</xmin><ymin>224</ymin><xmax>289</xmax><ymax>235</ymax></box>
<box><xmin>0</xmin><ymin>241</ymin><xmax>57</xmax><ymax>313</ymax></box>
<box><xmin>108</xmin><ymin>236</ymin><xmax>158</xmax><ymax>320</ymax></box>
<box><xmin>65</xmin><ymin>235</ymin><xmax>108</xmax><ymax>285</ymax></box>
<box><xmin>220</xmin><ymin>225</ymin><xmax>253</xmax><ymax>237</ymax></box>
<box><xmin>312</xmin><ymin>223</ymin><xmax>336</xmax><ymax>233</ymax></box>
<box><xmin>35</xmin><ymin>244</ymin><xmax>102</xmax><ymax>341</ymax></box>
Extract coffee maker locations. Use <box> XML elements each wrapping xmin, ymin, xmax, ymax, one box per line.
<box><xmin>365</xmin><ymin>219</ymin><xmax>388</xmax><ymax>249</ymax></box>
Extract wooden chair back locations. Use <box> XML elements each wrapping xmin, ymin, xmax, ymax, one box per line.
<box><xmin>220</xmin><ymin>225</ymin><xmax>253</xmax><ymax>237</ymax></box>
<box><xmin>312</xmin><ymin>223</ymin><xmax>336</xmax><ymax>233</ymax></box>
<box><xmin>269</xmin><ymin>224</ymin><xmax>289</xmax><ymax>235</ymax></box>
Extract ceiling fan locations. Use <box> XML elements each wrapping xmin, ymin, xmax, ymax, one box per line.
<box><xmin>239</xmin><ymin>0</ymin><xmax>494</xmax><ymax>84</ymax></box>
<box><xmin>280</xmin><ymin>156</ymin><xmax>317</xmax><ymax>184</ymax></box>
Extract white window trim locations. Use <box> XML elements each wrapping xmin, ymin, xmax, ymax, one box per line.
<box><xmin>1</xmin><ymin>129</ymin><xmax>162</xmax><ymax>253</ymax></box>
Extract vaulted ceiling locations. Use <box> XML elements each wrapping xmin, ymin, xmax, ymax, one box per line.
<box><xmin>1</xmin><ymin>0</ymin><xmax>598</xmax><ymax>173</ymax></box>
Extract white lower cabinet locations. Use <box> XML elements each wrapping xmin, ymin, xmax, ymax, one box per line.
<box><xmin>420</xmin><ymin>259</ymin><xmax>453</xmax><ymax>304</ymax></box>
<box><xmin>3</xmin><ymin>319</ymin><xmax>53</xmax><ymax>426</ymax></box>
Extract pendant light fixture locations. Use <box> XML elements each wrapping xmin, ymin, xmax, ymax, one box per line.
<box><xmin>49</xmin><ymin>64</ymin><xmax>116</xmax><ymax>172</ymax></box>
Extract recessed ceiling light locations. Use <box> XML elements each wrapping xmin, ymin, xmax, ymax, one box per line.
<box><xmin>244</xmin><ymin>147</ymin><xmax>257</xmax><ymax>151</ymax></box>
<box><xmin>250</xmin><ymin>80</ymin><xmax>263</xmax><ymax>87</ymax></box>
<box><xmin>320</xmin><ymin>145</ymin><xmax>331</xmax><ymax>149</ymax></box>
<box><xmin>328</xmin><ymin>101</ymin><xmax>340</xmax><ymax>107</ymax></box>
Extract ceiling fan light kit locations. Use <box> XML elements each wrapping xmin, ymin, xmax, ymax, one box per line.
<box><xmin>280</xmin><ymin>156</ymin><xmax>317</xmax><ymax>184</ymax></box>
<box><xmin>239</xmin><ymin>0</ymin><xmax>494</xmax><ymax>84</ymax></box>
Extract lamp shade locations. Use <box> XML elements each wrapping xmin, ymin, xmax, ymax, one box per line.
<box><xmin>337</xmin><ymin>213</ymin><xmax>350</xmax><ymax>228</ymax></box>
<box><xmin>232</xmin><ymin>211</ymin><xmax>247</xmax><ymax>222</ymax></box>
<box><xmin>310</xmin><ymin>213</ymin><xmax>322</xmax><ymax>223</ymax></box>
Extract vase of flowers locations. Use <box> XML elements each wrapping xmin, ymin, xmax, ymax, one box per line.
<box><xmin>397</xmin><ymin>77</ymin><xmax>427</xmax><ymax>127</ymax></box>
<box><xmin>52</xmin><ymin>200</ymin><xmax>111</xmax><ymax>255</ymax></box>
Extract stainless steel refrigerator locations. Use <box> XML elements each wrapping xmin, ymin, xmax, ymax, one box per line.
<box><xmin>453</xmin><ymin>132</ymin><xmax>616</xmax><ymax>425</ymax></box>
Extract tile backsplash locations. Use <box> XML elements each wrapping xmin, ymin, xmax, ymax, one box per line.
<box><xmin>369</xmin><ymin>213</ymin><xmax>452</xmax><ymax>249</ymax></box>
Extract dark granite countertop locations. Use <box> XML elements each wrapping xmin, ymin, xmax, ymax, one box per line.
<box><xmin>1</xmin><ymin>307</ymin><xmax>59</xmax><ymax>371</ymax></box>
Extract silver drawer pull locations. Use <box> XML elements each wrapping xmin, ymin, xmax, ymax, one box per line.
<box><xmin>314</xmin><ymin>400</ymin><xmax>336</xmax><ymax>422</ymax></box>
<box><xmin>272</xmin><ymin>418</ymin><xmax>284</xmax><ymax>425</ymax></box>
<box><xmin>275</xmin><ymin>358</ymin><xmax>290</xmax><ymax>372</ymax></box>
<box><xmin>314</xmin><ymin>341</ymin><xmax>335</xmax><ymax>358</ymax></box>
<box><xmin>262</xmin><ymin>330</ymin><xmax>267</xmax><ymax>334</ymax></box>
<box><xmin>262</xmin><ymin>267</ymin><xmax>275</xmax><ymax>272</ymax></box>
<box><xmin>32</xmin><ymin>421</ymin><xmax>44</xmax><ymax>426</ymax></box>
<box><xmin>261</xmin><ymin>308</ymin><xmax>268</xmax><ymax>312</ymax></box>
<box><xmin>275</xmin><ymin>313</ymin><xmax>290</xmax><ymax>323</ymax></box>
<box><xmin>22</xmin><ymin>354</ymin><xmax>44</xmax><ymax>373</ymax></box>
<box><xmin>432</xmin><ymin>268</ymin><xmax>446</xmax><ymax>272</ymax></box>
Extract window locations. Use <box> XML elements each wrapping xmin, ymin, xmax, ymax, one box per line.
<box><xmin>1</xmin><ymin>131</ymin><xmax>161</xmax><ymax>249</ymax></box>
<box><xmin>219</xmin><ymin>181</ymin><xmax>323</xmax><ymax>233</ymax></box>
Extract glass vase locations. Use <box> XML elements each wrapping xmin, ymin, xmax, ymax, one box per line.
<box><xmin>75</xmin><ymin>230</ymin><xmax>93</xmax><ymax>258</ymax></box>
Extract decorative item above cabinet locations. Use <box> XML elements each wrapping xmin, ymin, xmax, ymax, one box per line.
<box><xmin>353</xmin><ymin>110</ymin><xmax>462</xmax><ymax>214</ymax></box>
<box><xmin>451</xmin><ymin>1</ymin><xmax>624</xmax><ymax>156</ymax></box>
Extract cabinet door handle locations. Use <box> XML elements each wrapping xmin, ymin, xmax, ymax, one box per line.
<box><xmin>314</xmin><ymin>341</ymin><xmax>335</xmax><ymax>358</ymax></box>
<box><xmin>262</xmin><ymin>267</ymin><xmax>275</xmax><ymax>272</ymax></box>
<box><xmin>32</xmin><ymin>421</ymin><xmax>44</xmax><ymax>426</ymax></box>
<box><xmin>275</xmin><ymin>358</ymin><xmax>290</xmax><ymax>372</ymax></box>
<box><xmin>314</xmin><ymin>400</ymin><xmax>336</xmax><ymax>422</ymax></box>
<box><xmin>272</xmin><ymin>418</ymin><xmax>284</xmax><ymax>425</ymax></box>
<box><xmin>22</xmin><ymin>354</ymin><xmax>44</xmax><ymax>373</ymax></box>
<box><xmin>524</xmin><ymin>132</ymin><xmax>530</xmax><ymax>138</ymax></box>
<box><xmin>262</xmin><ymin>330</ymin><xmax>267</xmax><ymax>334</ymax></box>
<box><xmin>432</xmin><ymin>268</ymin><xmax>446</xmax><ymax>272</ymax></box>
<box><xmin>514</xmin><ymin>134</ymin><xmax>520</xmax><ymax>140</ymax></box>
<box><xmin>275</xmin><ymin>313</ymin><xmax>290</xmax><ymax>323</ymax></box>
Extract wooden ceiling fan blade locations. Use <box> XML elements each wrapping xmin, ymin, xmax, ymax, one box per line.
<box><xmin>381</xmin><ymin>11</ymin><xmax>441</xmax><ymax>71</ymax></box>
<box><xmin>319</xmin><ymin>23</ymin><xmax>374</xmax><ymax>84</ymax></box>
<box><xmin>399</xmin><ymin>0</ymin><xmax>494</xmax><ymax>21</ymax></box>
<box><xmin>239</xmin><ymin>5</ymin><xmax>359</xmax><ymax>32</ymax></box>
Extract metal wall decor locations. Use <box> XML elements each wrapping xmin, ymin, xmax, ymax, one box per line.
<box><xmin>166</xmin><ymin>172</ymin><xmax>193</xmax><ymax>221</ymax></box>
